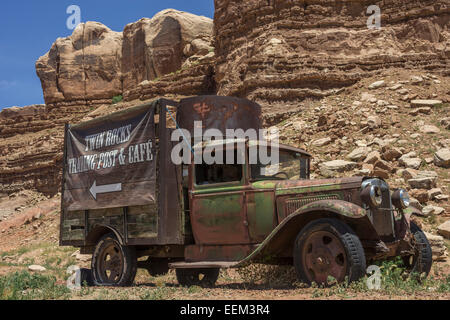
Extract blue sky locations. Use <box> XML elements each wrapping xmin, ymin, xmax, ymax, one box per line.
<box><xmin>0</xmin><ymin>1</ymin><xmax>214</xmax><ymax>110</ymax></box>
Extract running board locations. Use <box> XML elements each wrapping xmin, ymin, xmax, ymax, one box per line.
<box><xmin>169</xmin><ymin>261</ymin><xmax>240</xmax><ymax>269</ymax></box>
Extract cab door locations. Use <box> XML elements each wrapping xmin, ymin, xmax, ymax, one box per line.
<box><xmin>189</xmin><ymin>148</ymin><xmax>250</xmax><ymax>245</ymax></box>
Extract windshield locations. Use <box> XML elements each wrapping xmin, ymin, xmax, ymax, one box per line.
<box><xmin>250</xmin><ymin>150</ymin><xmax>310</xmax><ymax>181</ymax></box>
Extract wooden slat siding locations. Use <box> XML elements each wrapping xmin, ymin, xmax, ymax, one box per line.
<box><xmin>63</xmin><ymin>219</ymin><xmax>85</xmax><ymax>228</ymax></box>
<box><xmin>127</xmin><ymin>204</ymin><xmax>158</xmax><ymax>239</ymax></box>
<box><xmin>127</xmin><ymin>204</ymin><xmax>157</xmax><ymax>215</ymax></box>
<box><xmin>62</xmin><ymin>227</ymin><xmax>85</xmax><ymax>241</ymax></box>
<box><xmin>65</xmin><ymin>210</ymin><xmax>85</xmax><ymax>220</ymax></box>
<box><xmin>85</xmin><ymin>209</ymin><xmax>125</xmax><ymax>239</ymax></box>
<box><xmin>127</xmin><ymin>225</ymin><xmax>158</xmax><ymax>239</ymax></box>
<box><xmin>61</xmin><ymin>210</ymin><xmax>86</xmax><ymax>241</ymax></box>
<box><xmin>88</xmin><ymin>207</ymin><xmax>124</xmax><ymax>218</ymax></box>
<box><xmin>62</xmin><ymin>229</ymin><xmax>85</xmax><ymax>241</ymax></box>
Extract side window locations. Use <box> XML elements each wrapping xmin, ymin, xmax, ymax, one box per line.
<box><xmin>195</xmin><ymin>148</ymin><xmax>243</xmax><ymax>185</ymax></box>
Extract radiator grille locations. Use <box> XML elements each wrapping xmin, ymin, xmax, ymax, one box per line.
<box><xmin>285</xmin><ymin>194</ymin><xmax>340</xmax><ymax>216</ymax></box>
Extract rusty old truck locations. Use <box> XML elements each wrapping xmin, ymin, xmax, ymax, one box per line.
<box><xmin>60</xmin><ymin>96</ymin><xmax>432</xmax><ymax>287</ymax></box>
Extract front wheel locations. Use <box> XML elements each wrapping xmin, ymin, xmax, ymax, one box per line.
<box><xmin>176</xmin><ymin>268</ymin><xmax>220</xmax><ymax>287</ymax></box>
<box><xmin>293</xmin><ymin>218</ymin><xmax>366</xmax><ymax>286</ymax></box>
<box><xmin>91</xmin><ymin>233</ymin><xmax>137</xmax><ymax>286</ymax></box>
<box><xmin>402</xmin><ymin>222</ymin><xmax>432</xmax><ymax>277</ymax></box>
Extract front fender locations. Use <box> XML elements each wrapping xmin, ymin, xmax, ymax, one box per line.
<box><xmin>297</xmin><ymin>199</ymin><xmax>367</xmax><ymax>218</ymax></box>
<box><xmin>236</xmin><ymin>200</ymin><xmax>376</xmax><ymax>266</ymax></box>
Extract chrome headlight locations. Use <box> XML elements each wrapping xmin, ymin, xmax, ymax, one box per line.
<box><xmin>392</xmin><ymin>189</ymin><xmax>410</xmax><ymax>209</ymax></box>
<box><xmin>361</xmin><ymin>185</ymin><xmax>383</xmax><ymax>208</ymax></box>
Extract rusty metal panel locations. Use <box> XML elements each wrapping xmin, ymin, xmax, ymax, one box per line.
<box><xmin>156</xmin><ymin>99</ymin><xmax>185</xmax><ymax>245</ymax></box>
<box><xmin>246</xmin><ymin>191</ymin><xmax>277</xmax><ymax>243</ymax></box>
<box><xmin>185</xmin><ymin>244</ymin><xmax>258</xmax><ymax>262</ymax></box>
<box><xmin>177</xmin><ymin>96</ymin><xmax>262</xmax><ymax>136</ymax></box>
<box><xmin>283</xmin><ymin>194</ymin><xmax>340</xmax><ymax>219</ymax></box>
<box><xmin>190</xmin><ymin>189</ymin><xmax>250</xmax><ymax>245</ymax></box>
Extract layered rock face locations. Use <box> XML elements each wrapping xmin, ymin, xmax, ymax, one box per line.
<box><xmin>0</xmin><ymin>106</ymin><xmax>62</xmax><ymax>196</ymax></box>
<box><xmin>36</xmin><ymin>22</ymin><xmax>123</xmax><ymax>105</ymax></box>
<box><xmin>36</xmin><ymin>9</ymin><xmax>214</xmax><ymax>106</ymax></box>
<box><xmin>214</xmin><ymin>0</ymin><xmax>450</xmax><ymax>113</ymax></box>
<box><xmin>122</xmin><ymin>9</ymin><xmax>214</xmax><ymax>93</ymax></box>
<box><xmin>0</xmin><ymin>104</ymin><xmax>94</xmax><ymax>196</ymax></box>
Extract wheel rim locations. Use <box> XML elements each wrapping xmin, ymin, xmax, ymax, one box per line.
<box><xmin>301</xmin><ymin>231</ymin><xmax>348</xmax><ymax>284</ymax></box>
<box><xmin>97</xmin><ymin>241</ymin><xmax>124</xmax><ymax>284</ymax></box>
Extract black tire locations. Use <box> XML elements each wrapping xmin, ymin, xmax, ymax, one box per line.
<box><xmin>403</xmin><ymin>222</ymin><xmax>432</xmax><ymax>277</ymax></box>
<box><xmin>176</xmin><ymin>268</ymin><xmax>220</xmax><ymax>287</ymax></box>
<box><xmin>79</xmin><ymin>268</ymin><xmax>94</xmax><ymax>287</ymax></box>
<box><xmin>144</xmin><ymin>258</ymin><xmax>169</xmax><ymax>277</ymax></box>
<box><xmin>293</xmin><ymin>218</ymin><xmax>366</xmax><ymax>286</ymax></box>
<box><xmin>91</xmin><ymin>233</ymin><xmax>137</xmax><ymax>287</ymax></box>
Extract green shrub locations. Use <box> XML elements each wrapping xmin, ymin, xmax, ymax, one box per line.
<box><xmin>112</xmin><ymin>95</ymin><xmax>123</xmax><ymax>104</ymax></box>
<box><xmin>0</xmin><ymin>271</ymin><xmax>70</xmax><ymax>300</ymax></box>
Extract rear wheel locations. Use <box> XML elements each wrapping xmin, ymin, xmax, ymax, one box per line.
<box><xmin>176</xmin><ymin>268</ymin><xmax>220</xmax><ymax>287</ymax></box>
<box><xmin>294</xmin><ymin>218</ymin><xmax>366</xmax><ymax>286</ymax></box>
<box><xmin>91</xmin><ymin>233</ymin><xmax>137</xmax><ymax>286</ymax></box>
<box><xmin>402</xmin><ymin>222</ymin><xmax>432</xmax><ymax>277</ymax></box>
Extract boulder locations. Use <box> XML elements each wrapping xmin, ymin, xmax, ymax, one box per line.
<box><xmin>428</xmin><ymin>188</ymin><xmax>443</xmax><ymax>200</ymax></box>
<box><xmin>440</xmin><ymin>118</ymin><xmax>450</xmax><ymax>130</ymax></box>
<box><xmin>437</xmin><ymin>220</ymin><xmax>450</xmax><ymax>240</ymax></box>
<box><xmin>400</xmin><ymin>168</ymin><xmax>418</xmax><ymax>180</ymax></box>
<box><xmin>320</xmin><ymin>160</ymin><xmax>357</xmax><ymax>174</ymax></box>
<box><xmin>369</xmin><ymin>80</ymin><xmax>385</xmax><ymax>90</ymax></box>
<box><xmin>409</xmin><ymin>197</ymin><xmax>423</xmax><ymax>210</ymax></box>
<box><xmin>381</xmin><ymin>147</ymin><xmax>402</xmax><ymax>161</ymax></box>
<box><xmin>410</xmin><ymin>99</ymin><xmax>443</xmax><ymax>107</ymax></box>
<box><xmin>367</xmin><ymin>115</ymin><xmax>381</xmax><ymax>129</ymax></box>
<box><xmin>434</xmin><ymin>149</ymin><xmax>450</xmax><ymax>168</ymax></box>
<box><xmin>422</xmin><ymin>205</ymin><xmax>445</xmax><ymax>216</ymax></box>
<box><xmin>364</xmin><ymin>151</ymin><xmax>381</xmax><ymax>164</ymax></box>
<box><xmin>424</xmin><ymin>232</ymin><xmax>448</xmax><ymax>262</ymax></box>
<box><xmin>373</xmin><ymin>169</ymin><xmax>389</xmax><ymax>179</ymax></box>
<box><xmin>407</xmin><ymin>176</ymin><xmax>437</xmax><ymax>190</ymax></box>
<box><xmin>312</xmin><ymin>137</ymin><xmax>332</xmax><ymax>147</ymax></box>
<box><xmin>409</xmin><ymin>189</ymin><xmax>429</xmax><ymax>204</ymax></box>
<box><xmin>420</xmin><ymin>125</ymin><xmax>440</xmax><ymax>134</ymax></box>
<box><xmin>374</xmin><ymin>160</ymin><xmax>392</xmax><ymax>172</ymax></box>
<box><xmin>347</xmin><ymin>147</ymin><xmax>371</xmax><ymax>162</ymax></box>
<box><xmin>399</xmin><ymin>153</ymin><xmax>422</xmax><ymax>169</ymax></box>
<box><xmin>28</xmin><ymin>265</ymin><xmax>46</xmax><ymax>272</ymax></box>
<box><xmin>410</xmin><ymin>76</ymin><xmax>424</xmax><ymax>84</ymax></box>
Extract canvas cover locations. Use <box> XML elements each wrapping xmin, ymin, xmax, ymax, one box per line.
<box><xmin>63</xmin><ymin>103</ymin><xmax>157</xmax><ymax>211</ymax></box>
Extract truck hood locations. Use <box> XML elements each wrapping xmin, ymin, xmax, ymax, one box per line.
<box><xmin>252</xmin><ymin>177</ymin><xmax>363</xmax><ymax>194</ymax></box>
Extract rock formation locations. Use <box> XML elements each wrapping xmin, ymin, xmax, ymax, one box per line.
<box><xmin>36</xmin><ymin>9</ymin><xmax>214</xmax><ymax>106</ymax></box>
<box><xmin>36</xmin><ymin>22</ymin><xmax>123</xmax><ymax>105</ymax></box>
<box><xmin>122</xmin><ymin>9</ymin><xmax>214</xmax><ymax>92</ymax></box>
<box><xmin>214</xmin><ymin>0</ymin><xmax>450</xmax><ymax>113</ymax></box>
